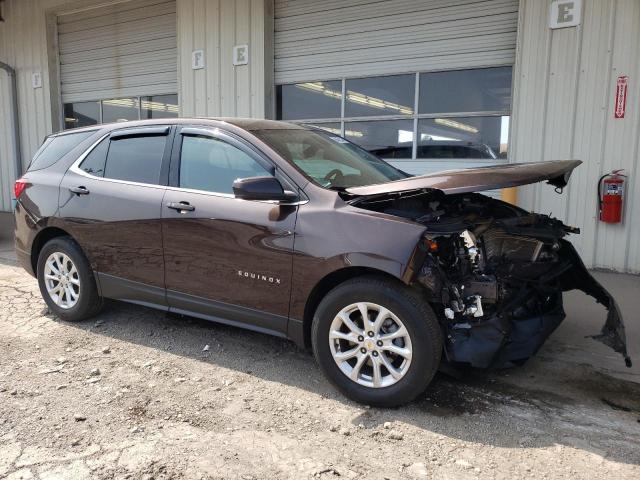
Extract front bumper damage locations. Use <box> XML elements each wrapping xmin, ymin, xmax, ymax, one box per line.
<box><xmin>441</xmin><ymin>240</ymin><xmax>632</xmax><ymax>369</ymax></box>
<box><xmin>558</xmin><ymin>242</ymin><xmax>632</xmax><ymax>368</ymax></box>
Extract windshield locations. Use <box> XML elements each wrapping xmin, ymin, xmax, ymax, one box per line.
<box><xmin>252</xmin><ymin>129</ymin><xmax>407</xmax><ymax>189</ymax></box>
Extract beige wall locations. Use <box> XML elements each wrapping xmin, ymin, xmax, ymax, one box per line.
<box><xmin>0</xmin><ymin>0</ymin><xmax>273</xmax><ymax>211</ymax></box>
<box><xmin>177</xmin><ymin>0</ymin><xmax>274</xmax><ymax>118</ymax></box>
<box><xmin>511</xmin><ymin>0</ymin><xmax>640</xmax><ymax>273</ymax></box>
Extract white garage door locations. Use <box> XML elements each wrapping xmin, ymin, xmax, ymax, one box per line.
<box><xmin>274</xmin><ymin>0</ymin><xmax>518</xmax><ymax>178</ymax></box>
<box><xmin>57</xmin><ymin>0</ymin><xmax>178</xmax><ymax>128</ymax></box>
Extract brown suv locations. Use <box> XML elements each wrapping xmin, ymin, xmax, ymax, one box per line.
<box><xmin>13</xmin><ymin>118</ymin><xmax>630</xmax><ymax>406</ymax></box>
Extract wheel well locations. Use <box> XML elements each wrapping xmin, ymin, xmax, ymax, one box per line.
<box><xmin>302</xmin><ymin>267</ymin><xmax>402</xmax><ymax>348</ymax></box>
<box><xmin>31</xmin><ymin>227</ymin><xmax>71</xmax><ymax>275</ymax></box>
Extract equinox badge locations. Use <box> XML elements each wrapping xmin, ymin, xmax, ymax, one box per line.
<box><xmin>238</xmin><ymin>270</ymin><xmax>281</xmax><ymax>285</ymax></box>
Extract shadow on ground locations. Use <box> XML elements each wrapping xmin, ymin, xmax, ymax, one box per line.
<box><xmin>54</xmin><ymin>300</ymin><xmax>640</xmax><ymax>465</ymax></box>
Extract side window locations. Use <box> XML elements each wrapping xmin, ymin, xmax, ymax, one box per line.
<box><xmin>28</xmin><ymin>130</ymin><xmax>94</xmax><ymax>171</ymax></box>
<box><xmin>79</xmin><ymin>137</ymin><xmax>109</xmax><ymax>177</ymax></box>
<box><xmin>104</xmin><ymin>135</ymin><xmax>166</xmax><ymax>184</ymax></box>
<box><xmin>179</xmin><ymin>135</ymin><xmax>271</xmax><ymax>194</ymax></box>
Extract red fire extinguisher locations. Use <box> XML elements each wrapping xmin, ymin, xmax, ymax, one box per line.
<box><xmin>598</xmin><ymin>169</ymin><xmax>627</xmax><ymax>223</ymax></box>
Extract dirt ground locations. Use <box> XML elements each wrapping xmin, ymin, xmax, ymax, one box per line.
<box><xmin>1</xmin><ymin>262</ymin><xmax>639</xmax><ymax>480</ymax></box>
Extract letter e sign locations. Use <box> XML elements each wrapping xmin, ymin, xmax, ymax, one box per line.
<box><xmin>549</xmin><ymin>0</ymin><xmax>581</xmax><ymax>29</ymax></box>
<box><xmin>233</xmin><ymin>45</ymin><xmax>249</xmax><ymax>66</ymax></box>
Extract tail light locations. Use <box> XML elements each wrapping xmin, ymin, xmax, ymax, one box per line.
<box><xmin>14</xmin><ymin>177</ymin><xmax>28</xmax><ymax>199</ymax></box>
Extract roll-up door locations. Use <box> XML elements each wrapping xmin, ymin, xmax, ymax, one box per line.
<box><xmin>274</xmin><ymin>0</ymin><xmax>519</xmax><ymax>84</ymax></box>
<box><xmin>57</xmin><ymin>0</ymin><xmax>177</xmax><ymax>104</ymax></box>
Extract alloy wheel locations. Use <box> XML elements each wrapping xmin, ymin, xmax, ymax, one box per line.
<box><xmin>329</xmin><ymin>302</ymin><xmax>412</xmax><ymax>388</ymax></box>
<box><xmin>43</xmin><ymin>252</ymin><xmax>81</xmax><ymax>309</ymax></box>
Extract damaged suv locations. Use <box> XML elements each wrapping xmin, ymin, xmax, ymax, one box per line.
<box><xmin>14</xmin><ymin>119</ymin><xmax>631</xmax><ymax>406</ymax></box>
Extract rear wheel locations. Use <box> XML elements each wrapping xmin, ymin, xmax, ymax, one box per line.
<box><xmin>37</xmin><ymin>236</ymin><xmax>103</xmax><ymax>322</ymax></box>
<box><xmin>312</xmin><ymin>276</ymin><xmax>442</xmax><ymax>407</ymax></box>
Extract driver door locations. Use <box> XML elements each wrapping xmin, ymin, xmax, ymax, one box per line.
<box><xmin>162</xmin><ymin>126</ymin><xmax>298</xmax><ymax>335</ymax></box>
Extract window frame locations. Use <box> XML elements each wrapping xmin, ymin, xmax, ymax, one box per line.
<box><xmin>70</xmin><ymin>125</ymin><xmax>175</xmax><ymax>188</ymax></box>
<box><xmin>275</xmin><ymin>66</ymin><xmax>514</xmax><ymax>162</ymax></box>
<box><xmin>169</xmin><ymin>125</ymin><xmax>289</xmax><ymax>199</ymax></box>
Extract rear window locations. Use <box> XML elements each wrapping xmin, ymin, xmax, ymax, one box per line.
<box><xmin>28</xmin><ymin>130</ymin><xmax>95</xmax><ymax>171</ymax></box>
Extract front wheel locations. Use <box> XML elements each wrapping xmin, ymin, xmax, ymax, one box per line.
<box><xmin>312</xmin><ymin>276</ymin><xmax>442</xmax><ymax>407</ymax></box>
<box><xmin>37</xmin><ymin>236</ymin><xmax>103</xmax><ymax>322</ymax></box>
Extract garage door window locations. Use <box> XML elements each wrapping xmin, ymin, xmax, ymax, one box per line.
<box><xmin>64</xmin><ymin>95</ymin><xmax>178</xmax><ymax>130</ymax></box>
<box><xmin>276</xmin><ymin>67</ymin><xmax>512</xmax><ymax>161</ymax></box>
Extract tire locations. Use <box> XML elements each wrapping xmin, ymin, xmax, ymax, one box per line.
<box><xmin>37</xmin><ymin>236</ymin><xmax>103</xmax><ymax>322</ymax></box>
<box><xmin>312</xmin><ymin>276</ymin><xmax>442</xmax><ymax>407</ymax></box>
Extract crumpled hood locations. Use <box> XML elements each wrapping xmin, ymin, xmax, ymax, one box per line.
<box><xmin>346</xmin><ymin>160</ymin><xmax>583</xmax><ymax>196</ymax></box>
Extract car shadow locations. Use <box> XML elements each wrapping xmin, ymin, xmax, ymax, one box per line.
<box><xmin>53</xmin><ymin>300</ymin><xmax>640</xmax><ymax>466</ymax></box>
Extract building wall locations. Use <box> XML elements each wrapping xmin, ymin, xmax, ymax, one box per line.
<box><xmin>1</xmin><ymin>0</ymin><xmax>639</xmax><ymax>273</ymax></box>
<box><xmin>178</xmin><ymin>0</ymin><xmax>273</xmax><ymax>119</ymax></box>
<box><xmin>0</xmin><ymin>0</ymin><xmax>272</xmax><ymax>212</ymax></box>
<box><xmin>511</xmin><ymin>0</ymin><xmax>640</xmax><ymax>273</ymax></box>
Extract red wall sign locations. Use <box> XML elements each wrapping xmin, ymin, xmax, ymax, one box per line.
<box><xmin>614</xmin><ymin>75</ymin><xmax>628</xmax><ymax>119</ymax></box>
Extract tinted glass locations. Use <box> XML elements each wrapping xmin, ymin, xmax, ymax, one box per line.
<box><xmin>104</xmin><ymin>135</ymin><xmax>166</xmax><ymax>184</ymax></box>
<box><xmin>253</xmin><ymin>129</ymin><xmax>406</xmax><ymax>189</ymax></box>
<box><xmin>419</xmin><ymin>67</ymin><xmax>512</xmax><ymax>114</ymax></box>
<box><xmin>179</xmin><ymin>136</ymin><xmax>271</xmax><ymax>194</ymax></box>
<box><xmin>102</xmin><ymin>98</ymin><xmax>139</xmax><ymax>123</ymax></box>
<box><xmin>277</xmin><ymin>81</ymin><xmax>342</xmax><ymax>120</ymax></box>
<box><xmin>28</xmin><ymin>131</ymin><xmax>94</xmax><ymax>171</ymax></box>
<box><xmin>79</xmin><ymin>137</ymin><xmax>109</xmax><ymax>177</ymax></box>
<box><xmin>345</xmin><ymin>74</ymin><xmax>414</xmax><ymax>117</ymax></box>
<box><xmin>343</xmin><ymin>119</ymin><xmax>414</xmax><ymax>159</ymax></box>
<box><xmin>417</xmin><ymin>116</ymin><xmax>509</xmax><ymax>159</ymax></box>
<box><xmin>64</xmin><ymin>102</ymin><xmax>100</xmax><ymax>129</ymax></box>
<box><xmin>141</xmin><ymin>94</ymin><xmax>179</xmax><ymax>119</ymax></box>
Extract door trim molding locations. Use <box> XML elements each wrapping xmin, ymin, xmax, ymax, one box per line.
<box><xmin>166</xmin><ymin>288</ymin><xmax>288</xmax><ymax>338</ymax></box>
<box><xmin>96</xmin><ymin>272</ymin><xmax>289</xmax><ymax>338</ymax></box>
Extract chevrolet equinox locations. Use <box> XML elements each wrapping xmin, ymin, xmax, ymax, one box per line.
<box><xmin>14</xmin><ymin>118</ymin><xmax>631</xmax><ymax>406</ymax></box>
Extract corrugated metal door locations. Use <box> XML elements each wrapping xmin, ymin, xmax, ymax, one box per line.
<box><xmin>274</xmin><ymin>0</ymin><xmax>519</xmax><ymax>83</ymax></box>
<box><xmin>57</xmin><ymin>0</ymin><xmax>177</xmax><ymax>103</ymax></box>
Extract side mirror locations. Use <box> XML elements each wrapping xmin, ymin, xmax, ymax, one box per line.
<box><xmin>232</xmin><ymin>176</ymin><xmax>298</xmax><ymax>202</ymax></box>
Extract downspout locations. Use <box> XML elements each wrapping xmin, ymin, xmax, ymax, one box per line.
<box><xmin>0</xmin><ymin>60</ymin><xmax>22</xmax><ymax>180</ymax></box>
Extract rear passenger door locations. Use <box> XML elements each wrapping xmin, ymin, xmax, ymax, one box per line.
<box><xmin>59</xmin><ymin>126</ymin><xmax>173</xmax><ymax>306</ymax></box>
<box><xmin>162</xmin><ymin>126</ymin><xmax>297</xmax><ymax>334</ymax></box>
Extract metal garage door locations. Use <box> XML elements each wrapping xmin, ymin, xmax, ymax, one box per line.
<box><xmin>274</xmin><ymin>0</ymin><xmax>519</xmax><ymax>83</ymax></box>
<box><xmin>57</xmin><ymin>0</ymin><xmax>177</xmax><ymax>104</ymax></box>
<box><xmin>274</xmin><ymin>0</ymin><xmax>518</xmax><ymax>185</ymax></box>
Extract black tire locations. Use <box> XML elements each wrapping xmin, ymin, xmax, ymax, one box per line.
<box><xmin>312</xmin><ymin>276</ymin><xmax>442</xmax><ymax>407</ymax></box>
<box><xmin>36</xmin><ymin>236</ymin><xmax>103</xmax><ymax>322</ymax></box>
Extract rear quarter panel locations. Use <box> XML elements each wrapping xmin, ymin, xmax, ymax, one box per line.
<box><xmin>13</xmin><ymin>130</ymin><xmax>105</xmax><ymax>268</ymax></box>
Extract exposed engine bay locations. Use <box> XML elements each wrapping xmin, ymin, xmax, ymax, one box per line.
<box><xmin>353</xmin><ymin>190</ymin><xmax>632</xmax><ymax>369</ymax></box>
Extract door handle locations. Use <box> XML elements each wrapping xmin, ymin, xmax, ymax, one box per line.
<box><xmin>166</xmin><ymin>201</ymin><xmax>195</xmax><ymax>212</ymax></box>
<box><xmin>69</xmin><ymin>186</ymin><xmax>90</xmax><ymax>195</ymax></box>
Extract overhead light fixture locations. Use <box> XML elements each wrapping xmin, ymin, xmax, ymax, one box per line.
<box><xmin>346</xmin><ymin>91</ymin><xmax>413</xmax><ymax>115</ymax></box>
<box><xmin>102</xmin><ymin>98</ymin><xmax>139</xmax><ymax>108</ymax></box>
<box><xmin>296</xmin><ymin>82</ymin><xmax>342</xmax><ymax>100</ymax></box>
<box><xmin>140</xmin><ymin>99</ymin><xmax>179</xmax><ymax>113</ymax></box>
<box><xmin>295</xmin><ymin>82</ymin><xmax>413</xmax><ymax>115</ymax></box>
<box><xmin>434</xmin><ymin>118</ymin><xmax>478</xmax><ymax>133</ymax></box>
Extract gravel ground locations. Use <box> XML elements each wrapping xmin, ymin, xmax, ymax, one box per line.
<box><xmin>1</xmin><ymin>262</ymin><xmax>639</xmax><ymax>480</ymax></box>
